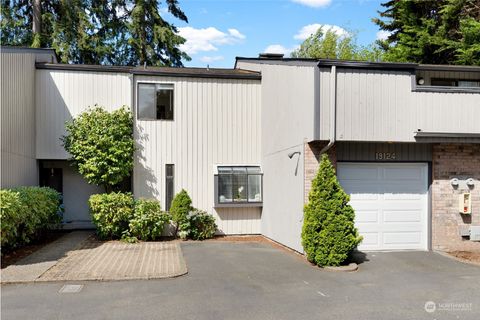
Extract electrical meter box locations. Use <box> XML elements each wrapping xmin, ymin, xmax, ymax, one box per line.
<box><xmin>459</xmin><ymin>193</ymin><xmax>472</xmax><ymax>214</ymax></box>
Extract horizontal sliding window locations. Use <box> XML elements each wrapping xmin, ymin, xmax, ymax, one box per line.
<box><xmin>137</xmin><ymin>83</ymin><xmax>174</xmax><ymax>120</ymax></box>
<box><xmin>216</xmin><ymin>166</ymin><xmax>262</xmax><ymax>206</ymax></box>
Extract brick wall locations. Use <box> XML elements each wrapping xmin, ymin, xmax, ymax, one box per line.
<box><xmin>432</xmin><ymin>144</ymin><xmax>480</xmax><ymax>251</ymax></box>
<box><xmin>304</xmin><ymin>141</ymin><xmax>336</xmax><ymax>203</ymax></box>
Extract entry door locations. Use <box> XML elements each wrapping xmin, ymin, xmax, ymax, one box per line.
<box><xmin>40</xmin><ymin>167</ymin><xmax>63</xmax><ymax>193</ymax></box>
<box><xmin>337</xmin><ymin>163</ymin><xmax>428</xmax><ymax>251</ymax></box>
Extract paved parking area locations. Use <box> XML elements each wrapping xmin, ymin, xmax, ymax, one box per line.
<box><xmin>2</xmin><ymin>241</ymin><xmax>480</xmax><ymax>320</ymax></box>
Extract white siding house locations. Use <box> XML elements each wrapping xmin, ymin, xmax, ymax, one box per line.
<box><xmin>133</xmin><ymin>75</ymin><xmax>262</xmax><ymax>234</ymax></box>
<box><xmin>1</xmin><ymin>47</ymin><xmax>479</xmax><ymax>253</ymax></box>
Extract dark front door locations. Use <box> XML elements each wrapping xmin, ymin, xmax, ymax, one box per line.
<box><xmin>40</xmin><ymin>167</ymin><xmax>63</xmax><ymax>193</ymax></box>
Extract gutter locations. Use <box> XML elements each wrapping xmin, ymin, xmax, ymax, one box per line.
<box><xmin>319</xmin><ymin>65</ymin><xmax>337</xmax><ymax>155</ymax></box>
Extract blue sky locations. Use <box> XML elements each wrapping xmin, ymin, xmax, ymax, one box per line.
<box><xmin>165</xmin><ymin>0</ymin><xmax>387</xmax><ymax>68</ymax></box>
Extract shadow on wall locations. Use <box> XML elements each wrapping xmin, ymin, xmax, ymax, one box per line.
<box><xmin>134</xmin><ymin>123</ymin><xmax>158</xmax><ymax>199</ymax></box>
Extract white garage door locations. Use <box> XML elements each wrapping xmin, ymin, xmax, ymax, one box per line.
<box><xmin>337</xmin><ymin>163</ymin><xmax>428</xmax><ymax>251</ymax></box>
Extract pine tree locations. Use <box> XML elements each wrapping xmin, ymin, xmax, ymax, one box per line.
<box><xmin>301</xmin><ymin>154</ymin><xmax>362</xmax><ymax>267</ymax></box>
<box><xmin>126</xmin><ymin>0</ymin><xmax>190</xmax><ymax>66</ymax></box>
<box><xmin>374</xmin><ymin>0</ymin><xmax>480</xmax><ymax>65</ymax></box>
<box><xmin>0</xmin><ymin>0</ymin><xmax>191</xmax><ymax>66</ymax></box>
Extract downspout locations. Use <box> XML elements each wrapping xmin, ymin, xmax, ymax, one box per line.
<box><xmin>319</xmin><ymin>65</ymin><xmax>337</xmax><ymax>155</ymax></box>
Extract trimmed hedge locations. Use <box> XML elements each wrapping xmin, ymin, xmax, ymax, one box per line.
<box><xmin>0</xmin><ymin>187</ymin><xmax>62</xmax><ymax>249</ymax></box>
<box><xmin>89</xmin><ymin>192</ymin><xmax>134</xmax><ymax>239</ymax></box>
<box><xmin>129</xmin><ymin>199</ymin><xmax>170</xmax><ymax>241</ymax></box>
<box><xmin>302</xmin><ymin>154</ymin><xmax>362</xmax><ymax>267</ymax></box>
<box><xmin>185</xmin><ymin>210</ymin><xmax>217</xmax><ymax>240</ymax></box>
<box><xmin>88</xmin><ymin>191</ymin><xmax>217</xmax><ymax>242</ymax></box>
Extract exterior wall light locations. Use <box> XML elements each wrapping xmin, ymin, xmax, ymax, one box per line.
<box><xmin>288</xmin><ymin>151</ymin><xmax>301</xmax><ymax>159</ymax></box>
<box><xmin>417</xmin><ymin>78</ymin><xmax>425</xmax><ymax>85</ymax></box>
<box><xmin>466</xmin><ymin>178</ymin><xmax>475</xmax><ymax>188</ymax></box>
<box><xmin>450</xmin><ymin>178</ymin><xmax>459</xmax><ymax>187</ymax></box>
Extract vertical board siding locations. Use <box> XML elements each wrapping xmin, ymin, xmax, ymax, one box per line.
<box><xmin>133</xmin><ymin>75</ymin><xmax>262</xmax><ymax>235</ymax></box>
<box><xmin>336</xmin><ymin>142</ymin><xmax>432</xmax><ymax>161</ymax></box>
<box><xmin>320</xmin><ymin>68</ymin><xmax>480</xmax><ymax>142</ymax></box>
<box><xmin>35</xmin><ymin>70</ymin><xmax>131</xmax><ymax>159</ymax></box>
<box><xmin>0</xmin><ymin>53</ymin><xmax>38</xmax><ymax>187</ymax></box>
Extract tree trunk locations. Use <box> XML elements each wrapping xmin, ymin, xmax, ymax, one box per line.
<box><xmin>32</xmin><ymin>0</ymin><xmax>42</xmax><ymax>47</ymax></box>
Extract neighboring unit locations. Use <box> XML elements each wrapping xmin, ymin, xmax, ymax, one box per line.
<box><xmin>1</xmin><ymin>47</ymin><xmax>479</xmax><ymax>253</ymax></box>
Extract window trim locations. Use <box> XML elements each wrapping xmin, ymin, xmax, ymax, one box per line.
<box><xmin>136</xmin><ymin>81</ymin><xmax>175</xmax><ymax>121</ymax></box>
<box><xmin>214</xmin><ymin>165</ymin><xmax>263</xmax><ymax>208</ymax></box>
<box><xmin>412</xmin><ymin>74</ymin><xmax>480</xmax><ymax>93</ymax></box>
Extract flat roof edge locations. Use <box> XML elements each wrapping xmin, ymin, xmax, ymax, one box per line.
<box><xmin>236</xmin><ymin>57</ymin><xmax>480</xmax><ymax>72</ymax></box>
<box><xmin>36</xmin><ymin>63</ymin><xmax>261</xmax><ymax>80</ymax></box>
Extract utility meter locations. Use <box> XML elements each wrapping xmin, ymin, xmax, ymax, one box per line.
<box><xmin>459</xmin><ymin>193</ymin><xmax>472</xmax><ymax>214</ymax></box>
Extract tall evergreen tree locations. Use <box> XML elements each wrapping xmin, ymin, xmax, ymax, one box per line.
<box><xmin>0</xmin><ymin>0</ymin><xmax>190</xmax><ymax>66</ymax></box>
<box><xmin>374</xmin><ymin>0</ymin><xmax>480</xmax><ymax>65</ymax></box>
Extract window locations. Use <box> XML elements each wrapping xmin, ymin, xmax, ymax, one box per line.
<box><xmin>215</xmin><ymin>166</ymin><xmax>262</xmax><ymax>206</ymax></box>
<box><xmin>138</xmin><ymin>83</ymin><xmax>174</xmax><ymax>120</ymax></box>
<box><xmin>458</xmin><ymin>80</ymin><xmax>480</xmax><ymax>88</ymax></box>
<box><xmin>430</xmin><ymin>78</ymin><xmax>480</xmax><ymax>88</ymax></box>
<box><xmin>165</xmin><ymin>164</ymin><xmax>174</xmax><ymax>211</ymax></box>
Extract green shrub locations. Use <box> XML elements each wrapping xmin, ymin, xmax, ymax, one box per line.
<box><xmin>129</xmin><ymin>199</ymin><xmax>170</xmax><ymax>241</ymax></box>
<box><xmin>301</xmin><ymin>154</ymin><xmax>362</xmax><ymax>267</ymax></box>
<box><xmin>62</xmin><ymin>106</ymin><xmax>134</xmax><ymax>192</ymax></box>
<box><xmin>187</xmin><ymin>210</ymin><xmax>217</xmax><ymax>240</ymax></box>
<box><xmin>89</xmin><ymin>192</ymin><xmax>134</xmax><ymax>239</ymax></box>
<box><xmin>170</xmin><ymin>189</ymin><xmax>193</xmax><ymax>236</ymax></box>
<box><xmin>0</xmin><ymin>187</ymin><xmax>62</xmax><ymax>249</ymax></box>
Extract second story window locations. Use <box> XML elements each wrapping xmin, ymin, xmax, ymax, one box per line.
<box><xmin>138</xmin><ymin>83</ymin><xmax>174</xmax><ymax>120</ymax></box>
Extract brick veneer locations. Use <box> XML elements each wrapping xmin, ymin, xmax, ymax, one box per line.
<box><xmin>304</xmin><ymin>141</ymin><xmax>336</xmax><ymax>203</ymax></box>
<box><xmin>432</xmin><ymin>144</ymin><xmax>480</xmax><ymax>251</ymax></box>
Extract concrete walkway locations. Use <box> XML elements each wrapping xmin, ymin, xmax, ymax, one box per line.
<box><xmin>1</xmin><ymin>231</ymin><xmax>92</xmax><ymax>283</ymax></box>
<box><xmin>1</xmin><ymin>232</ymin><xmax>187</xmax><ymax>283</ymax></box>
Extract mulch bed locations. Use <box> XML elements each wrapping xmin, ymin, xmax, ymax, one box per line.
<box><xmin>1</xmin><ymin>231</ymin><xmax>70</xmax><ymax>269</ymax></box>
<box><xmin>447</xmin><ymin>250</ymin><xmax>480</xmax><ymax>265</ymax></box>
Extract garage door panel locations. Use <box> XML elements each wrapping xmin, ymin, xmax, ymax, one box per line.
<box><xmin>383</xmin><ymin>232</ymin><xmax>422</xmax><ymax>245</ymax></box>
<box><xmin>359</xmin><ymin>232</ymin><xmax>380</xmax><ymax>247</ymax></box>
<box><xmin>383</xmin><ymin>210</ymin><xmax>422</xmax><ymax>223</ymax></box>
<box><xmin>355</xmin><ymin>210</ymin><xmax>379</xmax><ymax>223</ymax></box>
<box><xmin>383</xmin><ymin>166</ymin><xmax>424</xmax><ymax>180</ymax></box>
<box><xmin>337</xmin><ymin>166</ymin><xmax>379</xmax><ymax>181</ymax></box>
<box><xmin>338</xmin><ymin>163</ymin><xmax>428</xmax><ymax>251</ymax></box>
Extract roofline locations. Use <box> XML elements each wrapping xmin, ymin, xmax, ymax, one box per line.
<box><xmin>130</xmin><ymin>68</ymin><xmax>261</xmax><ymax>80</ymax></box>
<box><xmin>235</xmin><ymin>56</ymin><xmax>480</xmax><ymax>72</ymax></box>
<box><xmin>414</xmin><ymin>131</ymin><xmax>480</xmax><ymax>138</ymax></box>
<box><xmin>36</xmin><ymin>63</ymin><xmax>132</xmax><ymax>73</ymax></box>
<box><xmin>35</xmin><ymin>63</ymin><xmax>262</xmax><ymax>80</ymax></box>
<box><xmin>2</xmin><ymin>46</ymin><xmax>59</xmax><ymax>62</ymax></box>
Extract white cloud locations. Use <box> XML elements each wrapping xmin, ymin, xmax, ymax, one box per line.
<box><xmin>294</xmin><ymin>23</ymin><xmax>348</xmax><ymax>40</ymax></box>
<box><xmin>291</xmin><ymin>0</ymin><xmax>332</xmax><ymax>8</ymax></box>
<box><xmin>178</xmin><ymin>27</ymin><xmax>246</xmax><ymax>55</ymax></box>
<box><xmin>199</xmin><ymin>56</ymin><xmax>224</xmax><ymax>63</ymax></box>
<box><xmin>263</xmin><ymin>44</ymin><xmax>299</xmax><ymax>56</ymax></box>
<box><xmin>376</xmin><ymin>30</ymin><xmax>391</xmax><ymax>41</ymax></box>
<box><xmin>228</xmin><ymin>28</ymin><xmax>246</xmax><ymax>40</ymax></box>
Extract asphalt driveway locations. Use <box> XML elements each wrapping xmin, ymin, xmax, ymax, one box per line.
<box><xmin>2</xmin><ymin>241</ymin><xmax>480</xmax><ymax>320</ymax></box>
